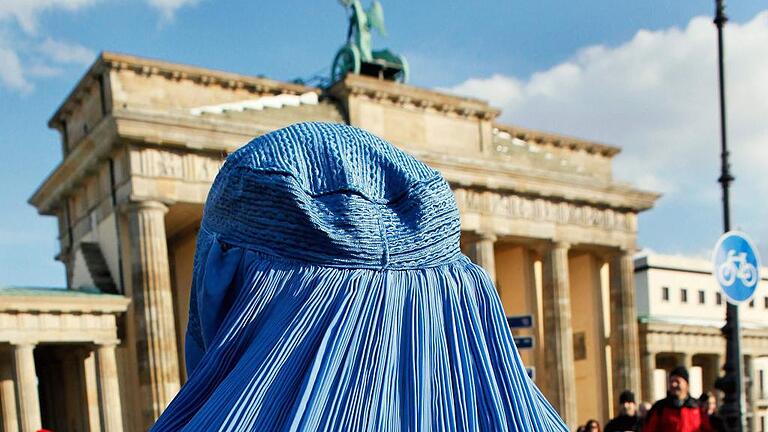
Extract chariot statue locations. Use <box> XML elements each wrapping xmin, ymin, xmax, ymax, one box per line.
<box><xmin>332</xmin><ymin>0</ymin><xmax>409</xmax><ymax>83</ymax></box>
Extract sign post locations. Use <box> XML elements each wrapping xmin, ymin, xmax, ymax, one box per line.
<box><xmin>714</xmin><ymin>231</ymin><xmax>761</xmax><ymax>432</ymax></box>
<box><xmin>710</xmin><ymin>2</ymin><xmax>746</xmax><ymax>431</ymax></box>
<box><xmin>507</xmin><ymin>315</ymin><xmax>536</xmax><ymax>381</ymax></box>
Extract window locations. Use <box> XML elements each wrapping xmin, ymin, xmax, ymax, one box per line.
<box><xmin>662</xmin><ymin>286</ymin><xmax>670</xmax><ymax>301</ymax></box>
<box><xmin>681</xmin><ymin>288</ymin><xmax>688</xmax><ymax>303</ymax></box>
<box><xmin>716</xmin><ymin>292</ymin><xmax>723</xmax><ymax>305</ymax></box>
<box><xmin>750</xmin><ymin>299</ymin><xmax>755</xmax><ymax>308</ymax></box>
<box><xmin>698</xmin><ymin>290</ymin><xmax>706</xmax><ymax>304</ymax></box>
<box><xmin>764</xmin><ymin>297</ymin><xmax>768</xmax><ymax>309</ymax></box>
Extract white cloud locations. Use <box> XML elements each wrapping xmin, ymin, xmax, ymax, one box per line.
<box><xmin>26</xmin><ymin>63</ymin><xmax>65</xmax><ymax>78</ymax></box>
<box><xmin>0</xmin><ymin>0</ymin><xmax>201</xmax><ymax>31</ymax></box>
<box><xmin>0</xmin><ymin>46</ymin><xmax>32</xmax><ymax>92</ymax></box>
<box><xmin>146</xmin><ymin>0</ymin><xmax>199</xmax><ymax>21</ymax></box>
<box><xmin>0</xmin><ymin>1</ymin><xmax>97</xmax><ymax>92</ymax></box>
<box><xmin>0</xmin><ymin>0</ymin><xmax>98</xmax><ymax>34</ymax></box>
<box><xmin>0</xmin><ymin>35</ymin><xmax>94</xmax><ymax>91</ymax></box>
<box><xmin>0</xmin><ymin>0</ymin><xmax>200</xmax><ymax>92</ymax></box>
<box><xmin>38</xmin><ymin>37</ymin><xmax>95</xmax><ymax>65</ymax></box>
<box><xmin>445</xmin><ymin>11</ymin><xmax>768</xmax><ymax>254</ymax></box>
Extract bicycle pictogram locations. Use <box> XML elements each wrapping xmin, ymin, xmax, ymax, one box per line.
<box><xmin>712</xmin><ymin>231</ymin><xmax>761</xmax><ymax>303</ymax></box>
<box><xmin>717</xmin><ymin>249</ymin><xmax>758</xmax><ymax>288</ymax></box>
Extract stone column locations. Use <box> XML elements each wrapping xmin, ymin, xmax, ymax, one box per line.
<box><xmin>642</xmin><ymin>350</ymin><xmax>657</xmax><ymax>403</ymax></box>
<box><xmin>126</xmin><ymin>200</ymin><xmax>180</xmax><ymax>425</ymax></box>
<box><xmin>676</xmin><ymin>352</ymin><xmax>693</xmax><ymax>369</ymax></box>
<box><xmin>465</xmin><ymin>232</ymin><xmax>497</xmax><ymax>283</ymax></box>
<box><xmin>0</xmin><ymin>348</ymin><xmax>19</xmax><ymax>432</ymax></box>
<box><xmin>13</xmin><ymin>343</ymin><xmax>41</xmax><ymax>432</ymax></box>
<box><xmin>708</xmin><ymin>354</ymin><xmax>723</xmax><ymax>394</ymax></box>
<box><xmin>523</xmin><ymin>248</ymin><xmax>544</xmax><ymax>378</ymax></box>
<box><xmin>609</xmin><ymin>251</ymin><xmax>642</xmax><ymax>405</ymax></box>
<box><xmin>82</xmin><ymin>348</ymin><xmax>102</xmax><ymax>432</ymax></box>
<box><xmin>96</xmin><ymin>342</ymin><xmax>123</xmax><ymax>432</ymax></box>
<box><xmin>541</xmin><ymin>241</ymin><xmax>577</xmax><ymax>429</ymax></box>
<box><xmin>745</xmin><ymin>355</ymin><xmax>757</xmax><ymax>432</ymax></box>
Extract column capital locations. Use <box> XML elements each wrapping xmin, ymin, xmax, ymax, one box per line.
<box><xmin>616</xmin><ymin>245</ymin><xmax>638</xmax><ymax>256</ymax></box>
<box><xmin>465</xmin><ymin>230</ymin><xmax>497</xmax><ymax>243</ymax></box>
<box><xmin>478</xmin><ymin>232</ymin><xmax>497</xmax><ymax>243</ymax></box>
<box><xmin>94</xmin><ymin>339</ymin><xmax>121</xmax><ymax>348</ymax></box>
<box><xmin>120</xmin><ymin>199</ymin><xmax>169</xmax><ymax>215</ymax></box>
<box><xmin>10</xmin><ymin>341</ymin><xmax>37</xmax><ymax>349</ymax></box>
<box><xmin>531</xmin><ymin>240</ymin><xmax>571</xmax><ymax>256</ymax></box>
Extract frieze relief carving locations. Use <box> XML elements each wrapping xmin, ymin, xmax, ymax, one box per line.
<box><xmin>454</xmin><ymin>188</ymin><xmax>636</xmax><ymax>233</ymax></box>
<box><xmin>133</xmin><ymin>148</ymin><xmax>224</xmax><ymax>182</ymax></box>
<box><xmin>192</xmin><ymin>155</ymin><xmax>224</xmax><ymax>182</ymax></box>
<box><xmin>156</xmin><ymin>151</ymin><xmax>183</xmax><ymax>178</ymax></box>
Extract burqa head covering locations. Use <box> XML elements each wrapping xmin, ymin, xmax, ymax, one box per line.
<box><xmin>152</xmin><ymin>122</ymin><xmax>567</xmax><ymax>431</ymax></box>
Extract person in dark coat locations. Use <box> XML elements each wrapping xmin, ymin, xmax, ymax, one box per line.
<box><xmin>604</xmin><ymin>390</ymin><xmax>639</xmax><ymax>432</ymax></box>
<box><xmin>643</xmin><ymin>366</ymin><xmax>712</xmax><ymax>432</ymax></box>
<box><xmin>637</xmin><ymin>401</ymin><xmax>652</xmax><ymax>431</ymax></box>
<box><xmin>699</xmin><ymin>392</ymin><xmax>726</xmax><ymax>432</ymax></box>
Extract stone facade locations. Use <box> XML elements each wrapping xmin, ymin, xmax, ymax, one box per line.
<box><xmin>19</xmin><ymin>52</ymin><xmax>658</xmax><ymax>430</ymax></box>
<box><xmin>0</xmin><ymin>288</ymin><xmax>128</xmax><ymax>431</ymax></box>
<box><xmin>635</xmin><ymin>253</ymin><xmax>768</xmax><ymax>431</ymax></box>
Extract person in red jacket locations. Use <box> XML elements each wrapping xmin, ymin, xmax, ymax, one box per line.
<box><xmin>643</xmin><ymin>367</ymin><xmax>712</xmax><ymax>432</ymax></box>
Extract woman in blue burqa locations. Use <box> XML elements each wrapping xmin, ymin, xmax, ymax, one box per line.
<box><xmin>152</xmin><ymin>122</ymin><xmax>568</xmax><ymax>431</ymax></box>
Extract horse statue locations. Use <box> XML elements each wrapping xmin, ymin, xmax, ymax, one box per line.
<box><xmin>332</xmin><ymin>0</ymin><xmax>409</xmax><ymax>83</ymax></box>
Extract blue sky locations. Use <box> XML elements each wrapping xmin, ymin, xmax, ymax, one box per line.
<box><xmin>1</xmin><ymin>0</ymin><xmax>767</xmax><ymax>287</ymax></box>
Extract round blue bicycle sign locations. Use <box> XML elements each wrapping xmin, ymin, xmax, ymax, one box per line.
<box><xmin>713</xmin><ymin>231</ymin><xmax>761</xmax><ymax>303</ymax></box>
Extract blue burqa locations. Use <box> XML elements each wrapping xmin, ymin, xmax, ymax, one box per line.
<box><xmin>151</xmin><ymin>122</ymin><xmax>568</xmax><ymax>431</ymax></box>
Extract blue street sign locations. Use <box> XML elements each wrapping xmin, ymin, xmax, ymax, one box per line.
<box><xmin>526</xmin><ymin>367</ymin><xmax>536</xmax><ymax>380</ymax></box>
<box><xmin>713</xmin><ymin>230</ymin><xmax>762</xmax><ymax>303</ymax></box>
<box><xmin>514</xmin><ymin>336</ymin><xmax>535</xmax><ymax>349</ymax></box>
<box><xmin>507</xmin><ymin>315</ymin><xmax>533</xmax><ymax>329</ymax></box>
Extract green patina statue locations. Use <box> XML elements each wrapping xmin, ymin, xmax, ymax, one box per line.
<box><xmin>332</xmin><ymin>0</ymin><xmax>409</xmax><ymax>83</ymax></box>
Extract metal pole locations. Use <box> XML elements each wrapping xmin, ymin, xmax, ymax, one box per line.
<box><xmin>712</xmin><ymin>1</ymin><xmax>744</xmax><ymax>431</ymax></box>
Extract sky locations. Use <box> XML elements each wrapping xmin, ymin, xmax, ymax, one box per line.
<box><xmin>0</xmin><ymin>0</ymin><xmax>767</xmax><ymax>287</ymax></box>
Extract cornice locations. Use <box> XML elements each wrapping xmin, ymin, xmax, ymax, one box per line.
<box><xmin>32</xmin><ymin>108</ymin><xmax>659</xmax><ymax>216</ymax></box>
<box><xmin>413</xmin><ymin>149</ymin><xmax>660</xmax><ymax>212</ymax></box>
<box><xmin>641</xmin><ymin>320</ymin><xmax>768</xmax><ymax>337</ymax></box>
<box><xmin>494</xmin><ymin>124</ymin><xmax>621</xmax><ymax>158</ymax></box>
<box><xmin>31</xmin><ymin>108</ymin><xmax>262</xmax><ymax>215</ymax></box>
<box><xmin>0</xmin><ymin>292</ymin><xmax>129</xmax><ymax>314</ymax></box>
<box><xmin>31</xmin><ymin>114</ymin><xmax>120</xmax><ymax>215</ymax></box>
<box><xmin>329</xmin><ymin>74</ymin><xmax>500</xmax><ymax>121</ymax></box>
<box><xmin>49</xmin><ymin>51</ymin><xmax>321</xmax><ymax>128</ymax></box>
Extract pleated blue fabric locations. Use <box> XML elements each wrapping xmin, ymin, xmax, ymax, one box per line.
<box><xmin>151</xmin><ymin>122</ymin><xmax>568</xmax><ymax>431</ymax></box>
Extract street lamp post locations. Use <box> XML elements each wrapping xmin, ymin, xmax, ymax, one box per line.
<box><xmin>712</xmin><ymin>1</ymin><xmax>744</xmax><ymax>431</ymax></box>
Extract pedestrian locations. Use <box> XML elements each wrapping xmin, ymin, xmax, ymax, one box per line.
<box><xmin>643</xmin><ymin>366</ymin><xmax>712</xmax><ymax>432</ymax></box>
<box><xmin>583</xmin><ymin>419</ymin><xmax>601</xmax><ymax>431</ymax></box>
<box><xmin>604</xmin><ymin>390</ymin><xmax>639</xmax><ymax>432</ymax></box>
<box><xmin>636</xmin><ymin>401</ymin><xmax>652</xmax><ymax>431</ymax></box>
<box><xmin>699</xmin><ymin>392</ymin><xmax>726</xmax><ymax>432</ymax></box>
<box><xmin>149</xmin><ymin>122</ymin><xmax>570</xmax><ymax>431</ymax></box>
